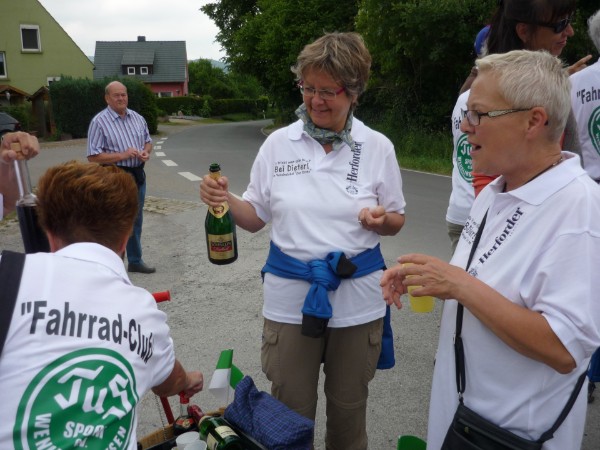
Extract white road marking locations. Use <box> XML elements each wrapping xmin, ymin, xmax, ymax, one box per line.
<box><xmin>154</xmin><ymin>152</ymin><xmax>166</xmax><ymax>157</ymax></box>
<box><xmin>178</xmin><ymin>172</ymin><xmax>202</xmax><ymax>181</ymax></box>
<box><xmin>162</xmin><ymin>160</ymin><xmax>178</xmax><ymax>167</ymax></box>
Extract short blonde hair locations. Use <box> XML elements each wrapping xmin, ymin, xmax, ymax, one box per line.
<box><xmin>476</xmin><ymin>50</ymin><xmax>571</xmax><ymax>142</ymax></box>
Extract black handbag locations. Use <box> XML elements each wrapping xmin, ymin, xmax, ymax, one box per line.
<box><xmin>442</xmin><ymin>212</ymin><xmax>588</xmax><ymax>450</ymax></box>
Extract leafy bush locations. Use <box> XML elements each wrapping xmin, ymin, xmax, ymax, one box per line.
<box><xmin>49</xmin><ymin>77</ymin><xmax>104</xmax><ymax>138</ymax></box>
<box><xmin>50</xmin><ymin>77</ymin><xmax>158</xmax><ymax>137</ymax></box>
<box><xmin>211</xmin><ymin>98</ymin><xmax>269</xmax><ymax>117</ymax></box>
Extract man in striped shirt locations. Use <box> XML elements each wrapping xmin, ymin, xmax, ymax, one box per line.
<box><xmin>87</xmin><ymin>81</ymin><xmax>155</xmax><ymax>274</ymax></box>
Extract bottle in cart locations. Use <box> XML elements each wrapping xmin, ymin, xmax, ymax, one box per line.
<box><xmin>198</xmin><ymin>416</ymin><xmax>245</xmax><ymax>450</ymax></box>
<box><xmin>173</xmin><ymin>392</ymin><xmax>198</xmax><ymax>435</ymax></box>
<box><xmin>205</xmin><ymin>163</ymin><xmax>238</xmax><ymax>265</ymax></box>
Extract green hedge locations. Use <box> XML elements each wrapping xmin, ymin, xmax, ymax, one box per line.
<box><xmin>49</xmin><ymin>77</ymin><xmax>158</xmax><ymax>138</ymax></box>
<box><xmin>157</xmin><ymin>96</ymin><xmax>200</xmax><ymax>116</ymax></box>
<box><xmin>156</xmin><ymin>96</ymin><xmax>269</xmax><ymax>118</ymax></box>
<box><xmin>212</xmin><ymin>98</ymin><xmax>269</xmax><ymax>116</ymax></box>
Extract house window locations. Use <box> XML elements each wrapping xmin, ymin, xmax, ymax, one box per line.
<box><xmin>0</xmin><ymin>52</ymin><xmax>6</xmax><ymax>78</ymax></box>
<box><xmin>127</xmin><ymin>67</ymin><xmax>135</xmax><ymax>75</ymax></box>
<box><xmin>140</xmin><ymin>66</ymin><xmax>148</xmax><ymax>75</ymax></box>
<box><xmin>159</xmin><ymin>92</ymin><xmax>173</xmax><ymax>98</ymax></box>
<box><xmin>21</xmin><ymin>25</ymin><xmax>41</xmax><ymax>52</ymax></box>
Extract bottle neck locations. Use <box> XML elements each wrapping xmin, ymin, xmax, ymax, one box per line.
<box><xmin>208</xmin><ymin>171</ymin><xmax>229</xmax><ymax>209</ymax></box>
<box><xmin>14</xmin><ymin>160</ymin><xmax>37</xmax><ymax>206</ymax></box>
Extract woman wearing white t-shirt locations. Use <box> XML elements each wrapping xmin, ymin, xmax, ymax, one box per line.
<box><xmin>383</xmin><ymin>51</ymin><xmax>600</xmax><ymax>449</ymax></box>
<box><xmin>201</xmin><ymin>32</ymin><xmax>406</xmax><ymax>449</ymax></box>
<box><xmin>446</xmin><ymin>0</ymin><xmax>590</xmax><ymax>252</ymax></box>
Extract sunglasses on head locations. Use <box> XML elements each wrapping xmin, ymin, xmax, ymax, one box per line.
<box><xmin>534</xmin><ymin>12</ymin><xmax>574</xmax><ymax>33</ymax></box>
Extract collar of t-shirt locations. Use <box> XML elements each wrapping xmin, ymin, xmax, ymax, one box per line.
<box><xmin>485</xmin><ymin>152</ymin><xmax>586</xmax><ymax>205</ymax></box>
<box><xmin>57</xmin><ymin>242</ymin><xmax>131</xmax><ymax>283</ymax></box>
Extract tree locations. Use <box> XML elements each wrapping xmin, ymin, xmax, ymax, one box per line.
<box><xmin>356</xmin><ymin>0</ymin><xmax>496</xmax><ymax>130</ymax></box>
<box><xmin>188</xmin><ymin>58</ymin><xmax>266</xmax><ymax>100</ymax></box>
<box><xmin>562</xmin><ymin>0</ymin><xmax>600</xmax><ymax>64</ymax></box>
<box><xmin>202</xmin><ymin>0</ymin><xmax>359</xmax><ymax>121</ymax></box>
<box><xmin>188</xmin><ymin>59</ymin><xmax>231</xmax><ymax>97</ymax></box>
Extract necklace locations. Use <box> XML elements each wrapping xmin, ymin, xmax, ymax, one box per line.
<box><xmin>527</xmin><ymin>156</ymin><xmax>564</xmax><ymax>184</ymax></box>
<box><xmin>504</xmin><ymin>155</ymin><xmax>563</xmax><ymax>192</ymax></box>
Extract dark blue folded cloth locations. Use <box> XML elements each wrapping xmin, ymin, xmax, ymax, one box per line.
<box><xmin>224</xmin><ymin>376</ymin><xmax>314</xmax><ymax>450</ymax></box>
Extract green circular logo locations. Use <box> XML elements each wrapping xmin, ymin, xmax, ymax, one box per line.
<box><xmin>456</xmin><ymin>133</ymin><xmax>473</xmax><ymax>183</ymax></box>
<box><xmin>14</xmin><ymin>349</ymin><xmax>138</xmax><ymax>450</ymax></box>
<box><xmin>588</xmin><ymin>106</ymin><xmax>600</xmax><ymax>155</ymax></box>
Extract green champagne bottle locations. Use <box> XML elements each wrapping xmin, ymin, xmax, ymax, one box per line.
<box><xmin>198</xmin><ymin>416</ymin><xmax>245</xmax><ymax>450</ymax></box>
<box><xmin>205</xmin><ymin>163</ymin><xmax>238</xmax><ymax>265</ymax></box>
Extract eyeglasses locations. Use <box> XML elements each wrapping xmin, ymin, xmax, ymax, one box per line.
<box><xmin>299</xmin><ymin>84</ymin><xmax>345</xmax><ymax>100</ymax></box>
<box><xmin>533</xmin><ymin>13</ymin><xmax>574</xmax><ymax>33</ymax></box>
<box><xmin>461</xmin><ymin>108</ymin><xmax>531</xmax><ymax>126</ymax></box>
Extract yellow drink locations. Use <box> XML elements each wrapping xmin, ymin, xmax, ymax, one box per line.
<box><xmin>406</xmin><ymin>285</ymin><xmax>435</xmax><ymax>313</ymax></box>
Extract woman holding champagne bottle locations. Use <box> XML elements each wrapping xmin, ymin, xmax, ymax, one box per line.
<box><xmin>200</xmin><ymin>32</ymin><xmax>406</xmax><ymax>449</ymax></box>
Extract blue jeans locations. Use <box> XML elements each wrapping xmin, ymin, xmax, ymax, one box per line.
<box><xmin>126</xmin><ymin>179</ymin><xmax>145</xmax><ymax>264</ymax></box>
<box><xmin>589</xmin><ymin>348</ymin><xmax>600</xmax><ymax>383</ymax></box>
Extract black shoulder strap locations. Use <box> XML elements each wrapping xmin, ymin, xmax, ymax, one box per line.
<box><xmin>537</xmin><ymin>369</ymin><xmax>588</xmax><ymax>442</ymax></box>
<box><xmin>453</xmin><ymin>211</ymin><xmax>587</xmax><ymax>443</ymax></box>
<box><xmin>0</xmin><ymin>250</ymin><xmax>26</xmax><ymax>358</ymax></box>
<box><xmin>454</xmin><ymin>210</ymin><xmax>488</xmax><ymax>398</ymax></box>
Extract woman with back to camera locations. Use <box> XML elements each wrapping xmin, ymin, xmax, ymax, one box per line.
<box><xmin>447</xmin><ymin>0</ymin><xmax>591</xmax><ymax>251</ymax></box>
<box><xmin>200</xmin><ymin>32</ymin><xmax>406</xmax><ymax>449</ymax></box>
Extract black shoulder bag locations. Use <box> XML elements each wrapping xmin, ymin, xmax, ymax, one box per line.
<box><xmin>0</xmin><ymin>250</ymin><xmax>26</xmax><ymax>358</ymax></box>
<box><xmin>442</xmin><ymin>212</ymin><xmax>588</xmax><ymax>450</ymax></box>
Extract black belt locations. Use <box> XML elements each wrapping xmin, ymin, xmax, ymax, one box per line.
<box><xmin>118</xmin><ymin>163</ymin><xmax>145</xmax><ymax>187</ymax></box>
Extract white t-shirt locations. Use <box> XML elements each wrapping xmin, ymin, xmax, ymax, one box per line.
<box><xmin>570</xmin><ymin>58</ymin><xmax>600</xmax><ymax>181</ymax></box>
<box><xmin>243</xmin><ymin>117</ymin><xmax>406</xmax><ymax>327</ymax></box>
<box><xmin>428</xmin><ymin>153</ymin><xmax>600</xmax><ymax>450</ymax></box>
<box><xmin>446</xmin><ymin>90</ymin><xmax>475</xmax><ymax>226</ymax></box>
<box><xmin>0</xmin><ymin>243</ymin><xmax>175</xmax><ymax>450</ymax></box>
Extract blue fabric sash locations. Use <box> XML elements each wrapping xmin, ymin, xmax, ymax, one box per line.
<box><xmin>262</xmin><ymin>241</ymin><xmax>395</xmax><ymax>369</ymax></box>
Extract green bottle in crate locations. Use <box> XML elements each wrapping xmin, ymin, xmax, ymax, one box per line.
<box><xmin>198</xmin><ymin>416</ymin><xmax>244</xmax><ymax>450</ymax></box>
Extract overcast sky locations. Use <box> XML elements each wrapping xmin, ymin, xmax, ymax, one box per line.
<box><xmin>39</xmin><ymin>0</ymin><xmax>226</xmax><ymax>61</ymax></box>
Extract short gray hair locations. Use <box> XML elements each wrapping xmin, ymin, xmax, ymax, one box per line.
<box><xmin>105</xmin><ymin>81</ymin><xmax>126</xmax><ymax>95</ymax></box>
<box><xmin>588</xmin><ymin>9</ymin><xmax>600</xmax><ymax>52</ymax></box>
<box><xmin>475</xmin><ymin>50</ymin><xmax>571</xmax><ymax>142</ymax></box>
<box><xmin>291</xmin><ymin>32</ymin><xmax>371</xmax><ymax>103</ymax></box>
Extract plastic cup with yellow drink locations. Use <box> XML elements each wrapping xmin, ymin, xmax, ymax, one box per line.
<box><xmin>402</xmin><ymin>263</ymin><xmax>435</xmax><ymax>313</ymax></box>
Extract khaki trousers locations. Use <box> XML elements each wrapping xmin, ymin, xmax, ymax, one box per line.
<box><xmin>446</xmin><ymin>220</ymin><xmax>464</xmax><ymax>254</ymax></box>
<box><xmin>261</xmin><ymin>317</ymin><xmax>383</xmax><ymax>450</ymax></box>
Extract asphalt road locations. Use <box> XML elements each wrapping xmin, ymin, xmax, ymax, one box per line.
<box><xmin>1</xmin><ymin>119</ymin><xmax>597</xmax><ymax>449</ymax></box>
